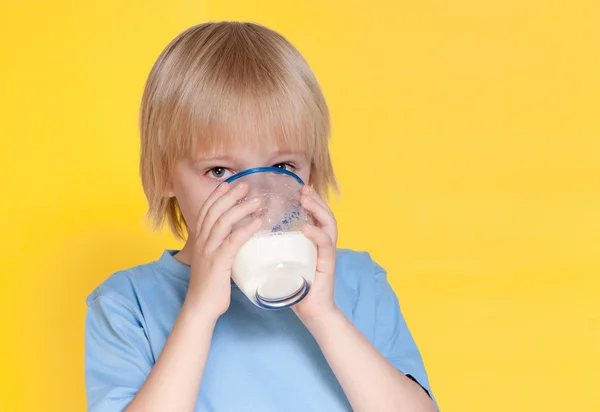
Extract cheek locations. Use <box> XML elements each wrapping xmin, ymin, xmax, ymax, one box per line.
<box><xmin>172</xmin><ymin>176</ymin><xmax>219</xmax><ymax>232</ymax></box>
<box><xmin>297</xmin><ymin>168</ymin><xmax>311</xmax><ymax>186</ymax></box>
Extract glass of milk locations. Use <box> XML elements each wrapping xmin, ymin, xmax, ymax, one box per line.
<box><xmin>226</xmin><ymin>167</ymin><xmax>317</xmax><ymax>309</ymax></box>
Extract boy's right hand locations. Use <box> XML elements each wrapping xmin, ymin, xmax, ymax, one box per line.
<box><xmin>185</xmin><ymin>182</ymin><xmax>262</xmax><ymax>321</ymax></box>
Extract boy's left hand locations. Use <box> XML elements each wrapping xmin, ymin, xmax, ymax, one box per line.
<box><xmin>293</xmin><ymin>185</ymin><xmax>339</xmax><ymax>323</ymax></box>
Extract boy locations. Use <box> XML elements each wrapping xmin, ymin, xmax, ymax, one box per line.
<box><xmin>85</xmin><ymin>21</ymin><xmax>437</xmax><ymax>411</ymax></box>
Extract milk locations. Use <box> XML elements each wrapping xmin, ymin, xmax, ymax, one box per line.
<box><xmin>232</xmin><ymin>231</ymin><xmax>317</xmax><ymax>306</ymax></box>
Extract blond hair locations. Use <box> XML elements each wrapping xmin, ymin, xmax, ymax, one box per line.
<box><xmin>140</xmin><ymin>22</ymin><xmax>337</xmax><ymax>240</ymax></box>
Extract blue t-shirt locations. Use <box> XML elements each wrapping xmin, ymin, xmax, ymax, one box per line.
<box><xmin>85</xmin><ymin>249</ymin><xmax>436</xmax><ymax>411</ymax></box>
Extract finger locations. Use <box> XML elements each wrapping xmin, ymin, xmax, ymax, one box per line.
<box><xmin>195</xmin><ymin>182</ymin><xmax>230</xmax><ymax>234</ymax></box>
<box><xmin>301</xmin><ymin>186</ymin><xmax>335</xmax><ymax>225</ymax></box>
<box><xmin>199</xmin><ymin>182</ymin><xmax>250</xmax><ymax>242</ymax></box>
<box><xmin>301</xmin><ymin>194</ymin><xmax>337</xmax><ymax>244</ymax></box>
<box><xmin>301</xmin><ymin>223</ymin><xmax>336</xmax><ymax>275</ymax></box>
<box><xmin>302</xmin><ymin>185</ymin><xmax>328</xmax><ymax>209</ymax></box>
<box><xmin>204</xmin><ymin>197</ymin><xmax>262</xmax><ymax>252</ymax></box>
<box><xmin>215</xmin><ymin>217</ymin><xmax>263</xmax><ymax>262</ymax></box>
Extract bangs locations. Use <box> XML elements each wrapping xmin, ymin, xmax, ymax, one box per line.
<box><xmin>175</xmin><ymin>79</ymin><xmax>324</xmax><ymax>160</ymax></box>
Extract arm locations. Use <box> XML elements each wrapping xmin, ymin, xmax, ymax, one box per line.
<box><xmin>86</xmin><ymin>293</ymin><xmax>218</xmax><ymax>412</ymax></box>
<box><xmin>295</xmin><ymin>185</ymin><xmax>436</xmax><ymax>412</ymax></box>
<box><xmin>124</xmin><ymin>300</ymin><xmax>216</xmax><ymax>412</ymax></box>
<box><xmin>85</xmin><ymin>182</ymin><xmax>261</xmax><ymax>412</ymax></box>
<box><xmin>127</xmin><ymin>182</ymin><xmax>261</xmax><ymax>411</ymax></box>
<box><xmin>302</xmin><ymin>309</ymin><xmax>436</xmax><ymax>412</ymax></box>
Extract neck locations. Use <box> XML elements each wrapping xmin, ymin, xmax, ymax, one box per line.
<box><xmin>173</xmin><ymin>239</ymin><xmax>194</xmax><ymax>266</ymax></box>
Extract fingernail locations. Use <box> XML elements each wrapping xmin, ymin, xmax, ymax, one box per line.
<box><xmin>249</xmin><ymin>197</ymin><xmax>259</xmax><ymax>203</ymax></box>
<box><xmin>236</xmin><ymin>182</ymin><xmax>247</xmax><ymax>191</ymax></box>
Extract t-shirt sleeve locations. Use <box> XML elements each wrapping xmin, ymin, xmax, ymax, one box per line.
<box><xmin>372</xmin><ymin>270</ymin><xmax>438</xmax><ymax>408</ymax></box>
<box><xmin>85</xmin><ymin>294</ymin><xmax>154</xmax><ymax>412</ymax></box>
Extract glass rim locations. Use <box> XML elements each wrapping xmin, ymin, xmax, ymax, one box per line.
<box><xmin>224</xmin><ymin>166</ymin><xmax>305</xmax><ymax>185</ymax></box>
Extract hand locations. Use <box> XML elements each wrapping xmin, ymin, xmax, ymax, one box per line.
<box><xmin>293</xmin><ymin>185</ymin><xmax>339</xmax><ymax>323</ymax></box>
<box><xmin>186</xmin><ymin>182</ymin><xmax>262</xmax><ymax>321</ymax></box>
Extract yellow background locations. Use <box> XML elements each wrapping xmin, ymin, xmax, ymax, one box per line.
<box><xmin>1</xmin><ymin>1</ymin><xmax>599</xmax><ymax>411</ymax></box>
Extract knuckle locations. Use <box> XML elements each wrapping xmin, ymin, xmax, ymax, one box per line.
<box><xmin>214</xmin><ymin>215</ymin><xmax>229</xmax><ymax>229</ymax></box>
<box><xmin>198</xmin><ymin>240</ymin><xmax>209</xmax><ymax>255</ymax></box>
<box><xmin>228</xmin><ymin>230</ymin><xmax>248</xmax><ymax>248</ymax></box>
<box><xmin>205</xmin><ymin>249</ymin><xmax>218</xmax><ymax>263</ymax></box>
<box><xmin>223</xmin><ymin>235</ymin><xmax>236</xmax><ymax>249</ymax></box>
<box><xmin>206</xmin><ymin>257</ymin><xmax>218</xmax><ymax>269</ymax></box>
<box><xmin>229</xmin><ymin>229</ymin><xmax>246</xmax><ymax>244</ymax></box>
<box><xmin>204</xmin><ymin>208</ymin><xmax>217</xmax><ymax>222</ymax></box>
<box><xmin>195</xmin><ymin>212</ymin><xmax>206</xmax><ymax>231</ymax></box>
<box><xmin>219</xmin><ymin>237</ymin><xmax>238</xmax><ymax>256</ymax></box>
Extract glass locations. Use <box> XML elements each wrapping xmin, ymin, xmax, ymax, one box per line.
<box><xmin>227</xmin><ymin>167</ymin><xmax>317</xmax><ymax>309</ymax></box>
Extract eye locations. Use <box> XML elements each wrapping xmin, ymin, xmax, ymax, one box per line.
<box><xmin>207</xmin><ymin>167</ymin><xmax>234</xmax><ymax>180</ymax></box>
<box><xmin>272</xmin><ymin>162</ymin><xmax>294</xmax><ymax>171</ymax></box>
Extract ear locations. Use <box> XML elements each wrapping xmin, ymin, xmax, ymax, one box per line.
<box><xmin>165</xmin><ymin>180</ymin><xmax>176</xmax><ymax>198</ymax></box>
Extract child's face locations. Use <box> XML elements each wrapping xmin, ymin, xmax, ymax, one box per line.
<box><xmin>170</xmin><ymin>144</ymin><xmax>310</xmax><ymax>236</ymax></box>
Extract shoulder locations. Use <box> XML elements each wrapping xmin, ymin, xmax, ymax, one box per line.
<box><xmin>334</xmin><ymin>249</ymin><xmax>397</xmax><ymax>338</ymax></box>
<box><xmin>335</xmin><ymin>248</ymin><xmax>386</xmax><ymax>287</ymax></box>
<box><xmin>334</xmin><ymin>248</ymin><xmax>389</xmax><ymax>310</ymax></box>
<box><xmin>85</xmin><ymin>259</ymin><xmax>165</xmax><ymax>311</ymax></box>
